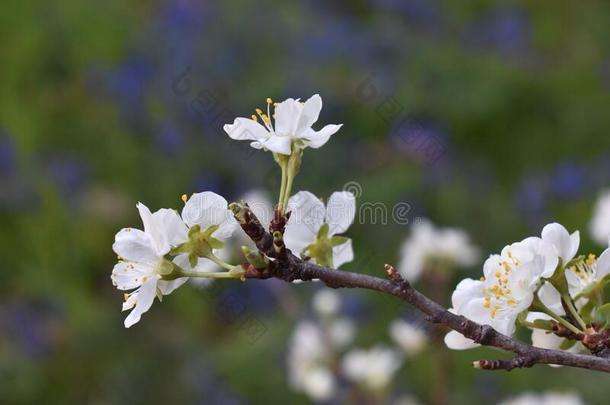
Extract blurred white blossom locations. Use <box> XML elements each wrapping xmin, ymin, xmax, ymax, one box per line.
<box><xmin>498</xmin><ymin>391</ymin><xmax>585</xmax><ymax>405</ymax></box>
<box><xmin>398</xmin><ymin>219</ymin><xmax>480</xmax><ymax>282</ymax></box>
<box><xmin>590</xmin><ymin>190</ymin><xmax>610</xmax><ymax>245</ymax></box>
<box><xmin>341</xmin><ymin>345</ymin><xmax>403</xmax><ymax>391</ymax></box>
<box><xmin>389</xmin><ymin>320</ymin><xmax>426</xmax><ymax>356</ymax></box>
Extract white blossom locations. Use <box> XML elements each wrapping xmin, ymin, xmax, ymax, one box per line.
<box><xmin>284</xmin><ymin>191</ymin><xmax>355</xmax><ymax>268</ymax></box>
<box><xmin>389</xmin><ymin>319</ymin><xmax>426</xmax><ymax>356</ymax></box>
<box><xmin>498</xmin><ymin>391</ymin><xmax>585</xmax><ymax>405</ymax></box>
<box><xmin>112</xmin><ymin>203</ymin><xmax>189</xmax><ymax>328</ymax></box>
<box><xmin>445</xmin><ymin>232</ymin><xmax>559</xmax><ymax>350</ymax></box>
<box><xmin>223</xmin><ymin>94</ymin><xmax>342</xmax><ymax>155</ymax></box>
<box><xmin>590</xmin><ymin>190</ymin><xmax>610</xmax><ymax>245</ymax></box>
<box><xmin>341</xmin><ymin>346</ymin><xmax>403</xmax><ymax>391</ymax></box>
<box><xmin>398</xmin><ymin>219</ymin><xmax>479</xmax><ymax>282</ymax></box>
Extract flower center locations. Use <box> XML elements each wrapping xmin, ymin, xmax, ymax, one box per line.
<box><xmin>481</xmin><ymin>250</ymin><xmax>521</xmax><ymax>318</ymax></box>
<box><xmin>569</xmin><ymin>254</ymin><xmax>597</xmax><ymax>284</ymax></box>
<box><xmin>252</xmin><ymin>97</ymin><xmax>277</xmax><ymax>133</ymax></box>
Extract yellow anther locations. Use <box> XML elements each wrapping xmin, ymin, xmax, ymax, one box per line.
<box><xmin>251</xmin><ymin>114</ymin><xmax>258</xmax><ymax>121</ymax></box>
<box><xmin>273</xmin><ymin>102</ymin><xmax>279</xmax><ymax>107</ymax></box>
<box><xmin>507</xmin><ymin>298</ymin><xmax>517</xmax><ymax>306</ymax></box>
<box><xmin>255</xmin><ymin>108</ymin><xmax>263</xmax><ymax>114</ymax></box>
<box><xmin>502</xmin><ymin>262</ymin><xmax>511</xmax><ymax>272</ymax></box>
<box><xmin>181</xmin><ymin>194</ymin><xmax>188</xmax><ymax>203</ymax></box>
<box><xmin>502</xmin><ymin>278</ymin><xmax>508</xmax><ymax>285</ymax></box>
<box><xmin>491</xmin><ymin>307</ymin><xmax>499</xmax><ymax>319</ymax></box>
<box><xmin>495</xmin><ymin>271</ymin><xmax>502</xmax><ymax>278</ymax></box>
<box><xmin>587</xmin><ymin>254</ymin><xmax>596</xmax><ymax>267</ymax></box>
<box><xmin>266</xmin><ymin>97</ymin><xmax>272</xmax><ymax>104</ymax></box>
<box><xmin>480</xmin><ymin>276</ymin><xmax>485</xmax><ymax>281</ymax></box>
<box><xmin>484</xmin><ymin>301</ymin><xmax>491</xmax><ymax>308</ymax></box>
<box><xmin>261</xmin><ymin>114</ymin><xmax>270</xmax><ymax>123</ymax></box>
<box><xmin>123</xmin><ymin>293</ymin><xmax>129</xmax><ymax>302</ymax></box>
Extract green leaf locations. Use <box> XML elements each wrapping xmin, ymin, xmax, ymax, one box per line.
<box><xmin>559</xmin><ymin>338</ymin><xmax>577</xmax><ymax>351</ymax></box>
<box><xmin>594</xmin><ymin>303</ymin><xmax>610</xmax><ymax>327</ymax></box>
<box><xmin>532</xmin><ymin>319</ymin><xmax>554</xmax><ymax>330</ymax></box>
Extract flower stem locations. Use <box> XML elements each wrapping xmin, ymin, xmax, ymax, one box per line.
<box><xmin>539</xmin><ymin>304</ymin><xmax>583</xmax><ymax>335</ymax></box>
<box><xmin>562</xmin><ymin>294</ymin><xmax>588</xmax><ymax>331</ymax></box>
<box><xmin>178</xmin><ymin>271</ymin><xmax>243</xmax><ymax>279</ymax></box>
<box><xmin>207</xmin><ymin>252</ymin><xmax>239</xmax><ymax>272</ymax></box>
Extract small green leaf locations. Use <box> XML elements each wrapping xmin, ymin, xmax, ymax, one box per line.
<box><xmin>559</xmin><ymin>338</ymin><xmax>577</xmax><ymax>351</ymax></box>
<box><xmin>594</xmin><ymin>303</ymin><xmax>610</xmax><ymax>327</ymax></box>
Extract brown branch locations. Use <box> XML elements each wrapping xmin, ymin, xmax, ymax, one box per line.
<box><xmin>233</xmin><ymin>204</ymin><xmax>610</xmax><ymax>374</ymax></box>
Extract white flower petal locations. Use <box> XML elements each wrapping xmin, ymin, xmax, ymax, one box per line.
<box><xmin>541</xmin><ymin>223</ymin><xmax>580</xmax><ymax>264</ymax></box>
<box><xmin>257</xmin><ymin>134</ymin><xmax>292</xmax><ymax>155</ymax></box>
<box><xmin>274</xmin><ymin>98</ymin><xmax>302</xmax><ymax>136</ymax></box>
<box><xmin>181</xmin><ymin>192</ymin><xmax>235</xmax><ymax>239</ymax></box>
<box><xmin>111</xmin><ymin>261</ymin><xmax>155</xmax><ymax>290</ymax></box>
<box><xmin>332</xmin><ymin>238</ymin><xmax>353</xmax><ymax>268</ymax></box>
<box><xmin>325</xmin><ymin>191</ymin><xmax>356</xmax><ymax>235</ymax></box>
<box><xmin>444</xmin><ymin>330</ymin><xmax>479</xmax><ymax>350</ymax></box>
<box><xmin>112</xmin><ymin>228</ymin><xmax>157</xmax><ymax>264</ymax></box>
<box><xmin>284</xmin><ymin>222</ymin><xmax>317</xmax><ymax>256</ymax></box>
<box><xmin>285</xmin><ymin>191</ymin><xmax>325</xmax><ymax>253</ymax></box>
<box><xmin>296</xmin><ymin>94</ymin><xmax>323</xmax><ymax>134</ymax></box>
<box><xmin>123</xmin><ymin>275</ymin><xmax>160</xmax><ymax>328</ymax></box>
<box><xmin>152</xmin><ymin>208</ymin><xmax>188</xmax><ymax>247</ymax></box>
<box><xmin>301</xmin><ymin>124</ymin><xmax>342</xmax><ymax>149</ymax></box>
<box><xmin>595</xmin><ymin>247</ymin><xmax>610</xmax><ymax>279</ymax></box>
<box><xmin>223</xmin><ymin>117</ymin><xmax>270</xmax><ymax>141</ymax></box>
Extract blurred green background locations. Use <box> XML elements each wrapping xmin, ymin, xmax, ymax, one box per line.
<box><xmin>1</xmin><ymin>0</ymin><xmax>610</xmax><ymax>403</ymax></box>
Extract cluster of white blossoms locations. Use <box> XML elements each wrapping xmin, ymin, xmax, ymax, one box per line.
<box><xmin>445</xmin><ymin>222</ymin><xmax>610</xmax><ymax>354</ymax></box>
<box><xmin>111</xmin><ymin>95</ymin><xmax>356</xmax><ymax>327</ymax></box>
<box><xmin>398</xmin><ymin>219</ymin><xmax>480</xmax><ymax>282</ymax></box>
<box><xmin>287</xmin><ymin>290</ymin><xmax>425</xmax><ymax>402</ymax></box>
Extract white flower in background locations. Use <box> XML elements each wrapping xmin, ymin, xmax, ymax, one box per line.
<box><xmin>398</xmin><ymin>219</ymin><xmax>479</xmax><ymax>282</ymax></box>
<box><xmin>389</xmin><ymin>319</ymin><xmax>426</xmax><ymax>356</ymax></box>
<box><xmin>590</xmin><ymin>190</ymin><xmax>610</xmax><ymax>245</ymax></box>
<box><xmin>445</xmin><ymin>235</ymin><xmax>559</xmax><ymax>350</ymax></box>
<box><xmin>312</xmin><ymin>289</ymin><xmax>341</xmax><ymax>317</ymax></box>
<box><xmin>240</xmin><ymin>189</ymin><xmax>274</xmax><ymax>231</ymax></box>
<box><xmin>341</xmin><ymin>346</ymin><xmax>403</xmax><ymax>391</ymax></box>
<box><xmin>223</xmin><ymin>94</ymin><xmax>342</xmax><ymax>155</ymax></box>
<box><xmin>112</xmin><ymin>203</ymin><xmax>189</xmax><ymax>328</ymax></box>
<box><xmin>498</xmin><ymin>391</ymin><xmax>585</xmax><ymax>405</ymax></box>
<box><xmin>393</xmin><ymin>396</ymin><xmax>423</xmax><ymax>405</ymax></box>
<box><xmin>287</xmin><ymin>321</ymin><xmax>337</xmax><ymax>402</ymax></box>
<box><xmin>284</xmin><ymin>190</ymin><xmax>355</xmax><ymax>268</ymax></box>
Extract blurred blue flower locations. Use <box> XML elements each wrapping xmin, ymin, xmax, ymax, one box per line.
<box><xmin>1</xmin><ymin>300</ymin><xmax>63</xmax><ymax>360</ymax></box>
<box><xmin>0</xmin><ymin>131</ymin><xmax>15</xmax><ymax>175</ymax></box>
<box><xmin>47</xmin><ymin>155</ymin><xmax>89</xmax><ymax>196</ymax></box>
<box><xmin>465</xmin><ymin>7</ymin><xmax>531</xmax><ymax>56</ymax></box>
<box><xmin>551</xmin><ymin>163</ymin><xmax>587</xmax><ymax>200</ymax></box>
<box><xmin>516</xmin><ymin>176</ymin><xmax>548</xmax><ymax>217</ymax></box>
<box><xmin>155</xmin><ymin>121</ymin><xmax>184</xmax><ymax>155</ymax></box>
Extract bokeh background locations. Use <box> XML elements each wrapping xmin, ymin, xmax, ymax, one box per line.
<box><xmin>2</xmin><ymin>0</ymin><xmax>610</xmax><ymax>403</ymax></box>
